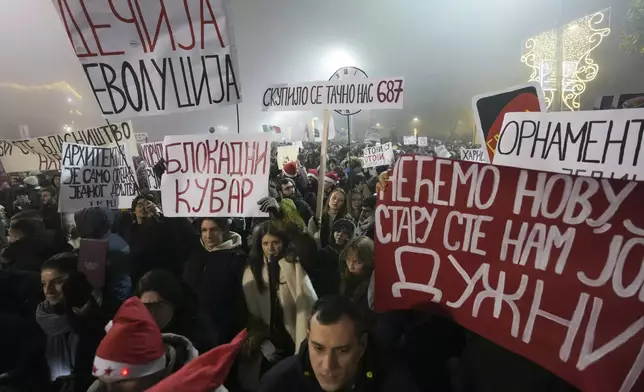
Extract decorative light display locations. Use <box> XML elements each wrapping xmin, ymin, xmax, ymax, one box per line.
<box><xmin>0</xmin><ymin>81</ymin><xmax>82</xmax><ymax>100</ymax></box>
<box><xmin>521</xmin><ymin>9</ymin><xmax>611</xmax><ymax>111</ymax></box>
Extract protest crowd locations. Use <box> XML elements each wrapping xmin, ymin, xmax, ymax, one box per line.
<box><xmin>0</xmin><ymin>137</ymin><xmax>584</xmax><ymax>392</ymax></box>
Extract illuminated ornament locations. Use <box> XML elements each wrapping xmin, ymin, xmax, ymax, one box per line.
<box><xmin>521</xmin><ymin>9</ymin><xmax>611</xmax><ymax>111</ymax></box>
<box><xmin>0</xmin><ymin>81</ymin><xmax>82</xmax><ymax>100</ymax></box>
<box><xmin>121</xmin><ymin>368</ymin><xmax>130</xmax><ymax>377</ymax></box>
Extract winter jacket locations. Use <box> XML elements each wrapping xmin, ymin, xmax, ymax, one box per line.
<box><xmin>258</xmin><ymin>339</ymin><xmax>420</xmax><ymax>392</ymax></box>
<box><xmin>73</xmin><ymin>207</ymin><xmax>132</xmax><ymax>314</ymax></box>
<box><xmin>183</xmin><ymin>232</ymin><xmax>247</xmax><ymax>350</ymax></box>
<box><xmin>311</xmin><ymin>246</ymin><xmax>341</xmax><ymax>297</ymax></box>
<box><xmin>1</xmin><ymin>230</ymin><xmax>71</xmax><ymax>272</ymax></box>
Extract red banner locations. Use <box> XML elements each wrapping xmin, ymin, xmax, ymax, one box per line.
<box><xmin>374</xmin><ymin>156</ymin><xmax>644</xmax><ymax>392</ymax></box>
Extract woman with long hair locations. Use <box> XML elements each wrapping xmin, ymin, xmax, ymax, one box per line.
<box><xmin>339</xmin><ymin>236</ymin><xmax>375</xmax><ymax>312</ymax></box>
<box><xmin>347</xmin><ymin>190</ymin><xmax>363</xmax><ymax>222</ymax></box>
<box><xmin>240</xmin><ymin>221</ymin><xmax>317</xmax><ymax>390</ymax></box>
<box><xmin>307</xmin><ymin>188</ymin><xmax>351</xmax><ymax>249</ymax></box>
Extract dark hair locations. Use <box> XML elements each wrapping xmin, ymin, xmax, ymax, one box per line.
<box><xmin>248</xmin><ymin>221</ymin><xmax>290</xmax><ymax>294</ymax></box>
<box><xmin>41</xmin><ymin>252</ymin><xmax>78</xmax><ymax>274</ymax></box>
<box><xmin>198</xmin><ymin>217</ymin><xmax>230</xmax><ymax>234</ymax></box>
<box><xmin>11</xmin><ymin>209</ymin><xmax>43</xmax><ymax>222</ymax></box>
<box><xmin>131</xmin><ymin>192</ymin><xmax>155</xmax><ymax>211</ymax></box>
<box><xmin>10</xmin><ymin>217</ymin><xmax>46</xmax><ymax>239</ymax></box>
<box><xmin>136</xmin><ymin>269</ymin><xmax>186</xmax><ymax>308</ymax></box>
<box><xmin>41</xmin><ymin>187</ymin><xmax>55</xmax><ymax>195</ymax></box>
<box><xmin>279</xmin><ymin>178</ymin><xmax>295</xmax><ymax>189</ymax></box>
<box><xmin>309</xmin><ymin>295</ymin><xmax>367</xmax><ymax>338</ymax></box>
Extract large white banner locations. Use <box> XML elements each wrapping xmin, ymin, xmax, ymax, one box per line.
<box><xmin>0</xmin><ymin>121</ymin><xmax>136</xmax><ymax>173</ymax></box>
<box><xmin>262</xmin><ymin>77</ymin><xmax>404</xmax><ymax>111</ymax></box>
<box><xmin>59</xmin><ymin>143</ymin><xmax>137</xmax><ymax>212</ymax></box>
<box><xmin>161</xmin><ymin>133</ymin><xmax>271</xmax><ymax>217</ymax></box>
<box><xmin>139</xmin><ymin>141</ymin><xmax>164</xmax><ymax>191</ymax></box>
<box><xmin>494</xmin><ymin>108</ymin><xmax>644</xmax><ymax>181</ymax></box>
<box><xmin>52</xmin><ymin>0</ymin><xmax>242</xmax><ymax>119</ymax></box>
<box><xmin>362</xmin><ymin>142</ymin><xmax>393</xmax><ymax>168</ymax></box>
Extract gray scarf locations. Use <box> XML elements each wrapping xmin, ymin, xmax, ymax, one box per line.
<box><xmin>36</xmin><ymin>301</ymin><xmax>78</xmax><ymax>381</ymax></box>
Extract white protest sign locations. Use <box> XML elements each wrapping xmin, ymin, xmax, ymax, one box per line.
<box><xmin>364</xmin><ymin>128</ymin><xmax>381</xmax><ymax>142</ymax></box>
<box><xmin>362</xmin><ymin>143</ymin><xmax>393</xmax><ymax>168</ymax></box>
<box><xmin>403</xmin><ymin>136</ymin><xmax>417</xmax><ymax>145</ymax></box>
<box><xmin>494</xmin><ymin>108</ymin><xmax>644</xmax><ymax>181</ymax></box>
<box><xmin>139</xmin><ymin>142</ymin><xmax>164</xmax><ymax>191</ymax></box>
<box><xmin>277</xmin><ymin>145</ymin><xmax>300</xmax><ymax>169</ymax></box>
<box><xmin>161</xmin><ymin>133</ymin><xmax>271</xmax><ymax>217</ymax></box>
<box><xmin>434</xmin><ymin>145</ymin><xmax>451</xmax><ymax>158</ymax></box>
<box><xmin>417</xmin><ymin>136</ymin><xmax>428</xmax><ymax>147</ymax></box>
<box><xmin>53</xmin><ymin>0</ymin><xmax>242</xmax><ymax>119</ymax></box>
<box><xmin>0</xmin><ymin>122</ymin><xmax>136</xmax><ymax>173</ymax></box>
<box><xmin>59</xmin><ymin>143</ymin><xmax>137</xmax><ymax>212</ymax></box>
<box><xmin>262</xmin><ymin>77</ymin><xmax>404</xmax><ymax>111</ymax></box>
<box><xmin>135</xmin><ymin>133</ymin><xmax>149</xmax><ymax>144</ymax></box>
<box><xmin>291</xmin><ymin>141</ymin><xmax>303</xmax><ymax>148</ymax></box>
<box><xmin>460</xmin><ymin>148</ymin><xmax>487</xmax><ymax>163</ymax></box>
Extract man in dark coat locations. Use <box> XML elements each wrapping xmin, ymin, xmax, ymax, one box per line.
<box><xmin>258</xmin><ymin>296</ymin><xmax>420</xmax><ymax>392</ymax></box>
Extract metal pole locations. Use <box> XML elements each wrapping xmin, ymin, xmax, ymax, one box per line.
<box><xmin>235</xmin><ymin>104</ymin><xmax>241</xmax><ymax>134</ymax></box>
<box><xmin>347</xmin><ymin>116</ymin><xmax>352</xmax><ymax>190</ymax></box>
<box><xmin>555</xmin><ymin>0</ymin><xmax>565</xmax><ymax>111</ymax></box>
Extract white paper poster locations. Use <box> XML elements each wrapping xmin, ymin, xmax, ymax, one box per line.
<box><xmin>138</xmin><ymin>142</ymin><xmax>164</xmax><ymax>191</ymax></box>
<box><xmin>291</xmin><ymin>141</ymin><xmax>303</xmax><ymax>148</ymax></box>
<box><xmin>161</xmin><ymin>133</ymin><xmax>271</xmax><ymax>217</ymax></box>
<box><xmin>277</xmin><ymin>146</ymin><xmax>300</xmax><ymax>169</ymax></box>
<box><xmin>52</xmin><ymin>0</ymin><xmax>242</xmax><ymax>119</ymax></box>
<box><xmin>494</xmin><ymin>108</ymin><xmax>644</xmax><ymax>181</ymax></box>
<box><xmin>135</xmin><ymin>133</ymin><xmax>149</xmax><ymax>144</ymax></box>
<box><xmin>262</xmin><ymin>77</ymin><xmax>404</xmax><ymax>111</ymax></box>
<box><xmin>434</xmin><ymin>145</ymin><xmax>451</xmax><ymax>158</ymax></box>
<box><xmin>460</xmin><ymin>148</ymin><xmax>487</xmax><ymax>163</ymax></box>
<box><xmin>403</xmin><ymin>136</ymin><xmax>417</xmax><ymax>145</ymax></box>
<box><xmin>364</xmin><ymin>128</ymin><xmax>381</xmax><ymax>142</ymax></box>
<box><xmin>417</xmin><ymin>136</ymin><xmax>428</xmax><ymax>147</ymax></box>
<box><xmin>0</xmin><ymin>121</ymin><xmax>137</xmax><ymax>173</ymax></box>
<box><xmin>362</xmin><ymin>143</ymin><xmax>394</xmax><ymax>168</ymax></box>
<box><xmin>59</xmin><ymin>143</ymin><xmax>137</xmax><ymax>212</ymax></box>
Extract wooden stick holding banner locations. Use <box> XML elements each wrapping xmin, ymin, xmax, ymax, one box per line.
<box><xmin>315</xmin><ymin>110</ymin><xmax>331</xmax><ymax>222</ymax></box>
<box><xmin>105</xmin><ymin>118</ymin><xmax>141</xmax><ymax>196</ymax></box>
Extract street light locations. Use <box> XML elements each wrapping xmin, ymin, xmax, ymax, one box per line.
<box><xmin>376</xmin><ymin>123</ymin><xmax>380</xmax><ymax>127</ymax></box>
<box><xmin>413</xmin><ymin>117</ymin><xmax>419</xmax><ymax>122</ymax></box>
<box><xmin>67</xmin><ymin>98</ymin><xmax>73</xmax><ymax>103</ymax></box>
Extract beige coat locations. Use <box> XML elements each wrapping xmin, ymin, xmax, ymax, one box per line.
<box><xmin>242</xmin><ymin>258</ymin><xmax>318</xmax><ymax>351</ymax></box>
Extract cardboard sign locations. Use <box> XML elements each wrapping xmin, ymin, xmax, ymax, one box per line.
<box><xmin>59</xmin><ymin>143</ymin><xmax>137</xmax><ymax>212</ymax></box>
<box><xmin>135</xmin><ymin>133</ymin><xmax>149</xmax><ymax>144</ymax></box>
<box><xmin>139</xmin><ymin>142</ymin><xmax>164</xmax><ymax>191</ymax></box>
<box><xmin>494</xmin><ymin>108</ymin><xmax>644</xmax><ymax>181</ymax></box>
<box><xmin>53</xmin><ymin>0</ymin><xmax>242</xmax><ymax>119</ymax></box>
<box><xmin>403</xmin><ymin>136</ymin><xmax>417</xmax><ymax>145</ymax></box>
<box><xmin>0</xmin><ymin>122</ymin><xmax>136</xmax><ymax>173</ymax></box>
<box><xmin>460</xmin><ymin>148</ymin><xmax>487</xmax><ymax>163</ymax></box>
<box><xmin>365</xmin><ymin>128</ymin><xmax>381</xmax><ymax>142</ymax></box>
<box><xmin>417</xmin><ymin>136</ymin><xmax>428</xmax><ymax>147</ymax></box>
<box><xmin>374</xmin><ymin>156</ymin><xmax>644</xmax><ymax>392</ymax></box>
<box><xmin>78</xmin><ymin>238</ymin><xmax>108</xmax><ymax>289</ymax></box>
<box><xmin>473</xmin><ymin>82</ymin><xmax>546</xmax><ymax>163</ymax></box>
<box><xmin>262</xmin><ymin>77</ymin><xmax>404</xmax><ymax>111</ymax></box>
<box><xmin>161</xmin><ymin>133</ymin><xmax>271</xmax><ymax>217</ymax></box>
<box><xmin>434</xmin><ymin>145</ymin><xmax>451</xmax><ymax>158</ymax></box>
<box><xmin>277</xmin><ymin>145</ymin><xmax>299</xmax><ymax>169</ymax></box>
<box><xmin>363</xmin><ymin>143</ymin><xmax>393</xmax><ymax>168</ymax></box>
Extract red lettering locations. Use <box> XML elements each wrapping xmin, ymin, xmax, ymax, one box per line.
<box><xmin>178</xmin><ymin>0</ymin><xmax>196</xmax><ymax>50</ymax></box>
<box><xmin>182</xmin><ymin>142</ymin><xmax>195</xmax><ymax>173</ymax></box>
<box><xmin>193</xmin><ymin>178</ymin><xmax>209</xmax><ymax>212</ymax></box>
<box><xmin>209</xmin><ymin>177</ymin><xmax>226</xmax><ymax>213</ymax></box>
<box><xmin>107</xmin><ymin>0</ymin><xmax>148</xmax><ymax>52</ymax></box>
<box><xmin>175</xmin><ymin>179</ymin><xmax>190</xmax><ymax>213</ymax></box>
<box><xmin>200</xmin><ymin>0</ymin><xmax>226</xmax><ymax>49</ymax></box>
<box><xmin>206</xmin><ymin>140</ymin><xmax>218</xmax><ymax>174</ymax></box>
<box><xmin>79</xmin><ymin>0</ymin><xmax>124</xmax><ymax>56</ymax></box>
<box><xmin>242</xmin><ymin>178</ymin><xmax>253</xmax><ymax>212</ymax></box>
<box><xmin>135</xmin><ymin>0</ymin><xmax>176</xmax><ymax>52</ymax></box>
<box><xmin>230</xmin><ymin>142</ymin><xmax>243</xmax><ymax>175</ymax></box>
<box><xmin>57</xmin><ymin>0</ymin><xmax>97</xmax><ymax>57</ymax></box>
<box><xmin>244</xmin><ymin>141</ymin><xmax>255</xmax><ymax>174</ymax></box>
<box><xmin>194</xmin><ymin>142</ymin><xmax>207</xmax><ymax>173</ymax></box>
<box><xmin>254</xmin><ymin>141</ymin><xmax>269</xmax><ymax>175</ymax></box>
<box><xmin>165</xmin><ymin>142</ymin><xmax>183</xmax><ymax>174</ymax></box>
<box><xmin>220</xmin><ymin>142</ymin><xmax>231</xmax><ymax>174</ymax></box>
<box><xmin>228</xmin><ymin>178</ymin><xmax>241</xmax><ymax>214</ymax></box>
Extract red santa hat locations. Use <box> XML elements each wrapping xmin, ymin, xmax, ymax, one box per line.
<box><xmin>307</xmin><ymin>168</ymin><xmax>319</xmax><ymax>181</ymax></box>
<box><xmin>282</xmin><ymin>161</ymin><xmax>298</xmax><ymax>178</ymax></box>
<box><xmin>92</xmin><ymin>297</ymin><xmax>166</xmax><ymax>382</ymax></box>
<box><xmin>146</xmin><ymin>330</ymin><xmax>248</xmax><ymax>392</ymax></box>
<box><xmin>324</xmin><ymin>172</ymin><xmax>339</xmax><ymax>186</ymax></box>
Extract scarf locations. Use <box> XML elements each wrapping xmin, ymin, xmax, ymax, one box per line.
<box><xmin>36</xmin><ymin>301</ymin><xmax>79</xmax><ymax>381</ymax></box>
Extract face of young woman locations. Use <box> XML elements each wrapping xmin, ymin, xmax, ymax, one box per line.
<box><xmin>262</xmin><ymin>233</ymin><xmax>283</xmax><ymax>260</ymax></box>
<box><xmin>333</xmin><ymin>229</ymin><xmax>350</xmax><ymax>248</ymax></box>
<box><xmin>351</xmin><ymin>195</ymin><xmax>362</xmax><ymax>211</ymax></box>
<box><xmin>328</xmin><ymin>191</ymin><xmax>345</xmax><ymax>213</ymax></box>
<box><xmin>345</xmin><ymin>250</ymin><xmax>366</xmax><ymax>276</ymax></box>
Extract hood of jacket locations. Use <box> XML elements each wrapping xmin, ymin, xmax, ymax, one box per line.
<box><xmin>74</xmin><ymin>207</ymin><xmax>114</xmax><ymax>239</ymax></box>
<box><xmin>201</xmin><ymin>231</ymin><xmax>242</xmax><ymax>252</ymax></box>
